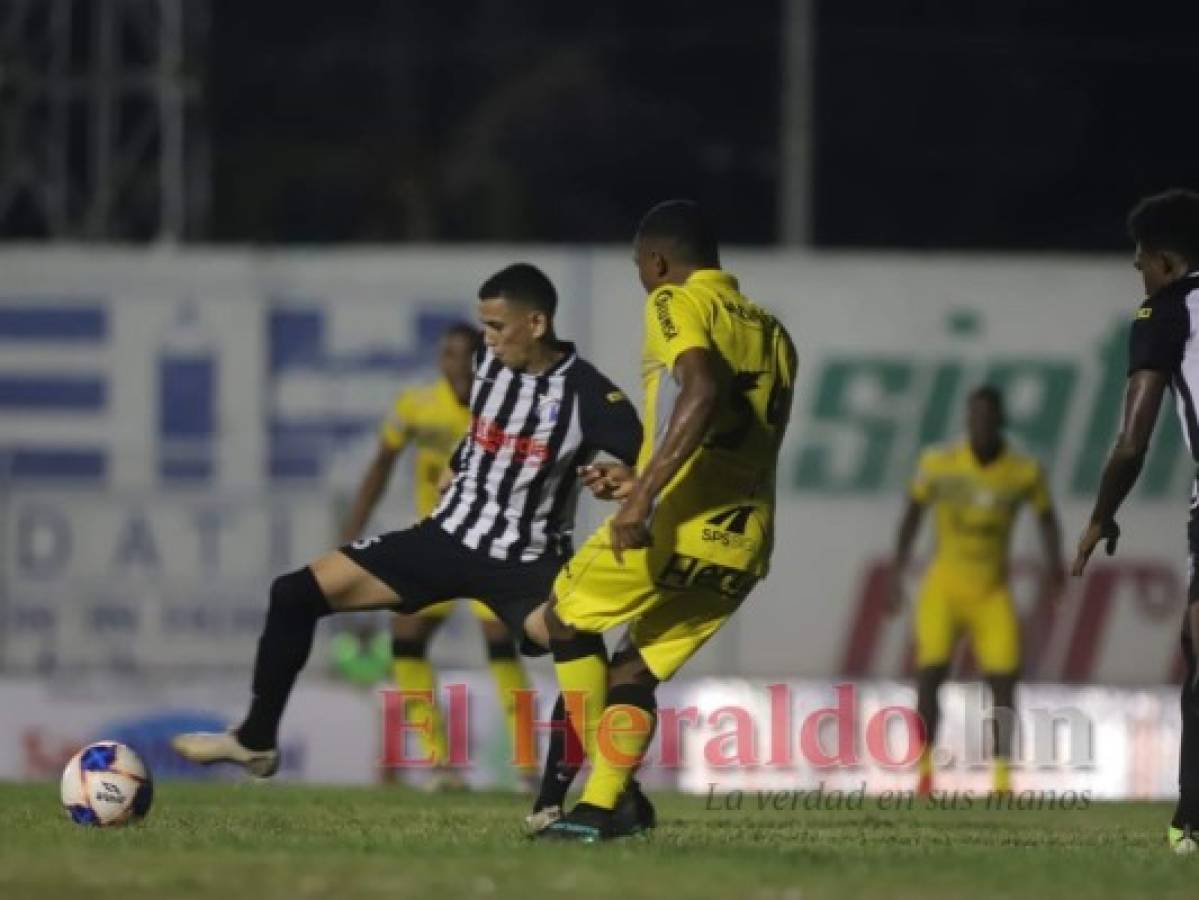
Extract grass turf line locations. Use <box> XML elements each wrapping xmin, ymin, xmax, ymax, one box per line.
<box><xmin>0</xmin><ymin>782</ymin><xmax>1192</xmax><ymax>900</ymax></box>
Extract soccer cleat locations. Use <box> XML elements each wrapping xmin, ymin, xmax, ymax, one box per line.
<box><xmin>524</xmin><ymin>804</ymin><xmax>562</xmax><ymax>836</ymax></box>
<box><xmin>1169</xmin><ymin>824</ymin><xmax>1199</xmax><ymax>855</ymax></box>
<box><xmin>611</xmin><ymin>780</ymin><xmax>656</xmax><ymax>836</ymax></box>
<box><xmin>171</xmin><ymin>730</ymin><xmax>279</xmax><ymax>778</ymax></box>
<box><xmin>534</xmin><ymin>802</ymin><xmax>615</xmax><ymax>843</ymax></box>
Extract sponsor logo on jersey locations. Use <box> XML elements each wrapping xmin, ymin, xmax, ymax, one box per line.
<box><xmin>657</xmin><ymin>553</ymin><xmax>757</xmax><ymax>601</ymax></box>
<box><xmin>472</xmin><ymin>416</ymin><xmax>550</xmax><ymax>464</ymax></box>
<box><xmin>654</xmin><ymin>291</ymin><xmax>679</xmax><ymax>340</ymax></box>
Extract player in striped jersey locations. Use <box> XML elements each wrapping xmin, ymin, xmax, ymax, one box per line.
<box><xmin>171</xmin><ymin>264</ymin><xmax>643</xmax><ymax>786</ymax></box>
<box><xmin>337</xmin><ymin>322</ymin><xmax>535</xmax><ymax>791</ymax></box>
<box><xmin>1072</xmin><ymin>189</ymin><xmax>1199</xmax><ymax>854</ymax></box>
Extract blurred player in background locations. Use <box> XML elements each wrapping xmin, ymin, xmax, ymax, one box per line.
<box><xmin>1071</xmin><ymin>188</ymin><xmax>1199</xmax><ymax>853</ymax></box>
<box><xmin>531</xmin><ymin>199</ymin><xmax>797</xmax><ymax>841</ymax></box>
<box><xmin>339</xmin><ymin>322</ymin><xmax>535</xmax><ymax>791</ymax></box>
<box><xmin>888</xmin><ymin>386</ymin><xmax>1065</xmax><ymax>796</ymax></box>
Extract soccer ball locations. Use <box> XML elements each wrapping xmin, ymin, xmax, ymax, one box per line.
<box><xmin>60</xmin><ymin>741</ymin><xmax>154</xmax><ymax>827</ymax></box>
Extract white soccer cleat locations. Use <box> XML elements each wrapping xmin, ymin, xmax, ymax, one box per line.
<box><xmin>524</xmin><ymin>805</ymin><xmax>562</xmax><ymax>836</ymax></box>
<box><xmin>1169</xmin><ymin>824</ymin><xmax>1198</xmax><ymax>856</ymax></box>
<box><xmin>171</xmin><ymin>730</ymin><xmax>279</xmax><ymax>778</ymax></box>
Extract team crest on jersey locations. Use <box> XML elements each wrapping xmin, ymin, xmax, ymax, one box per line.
<box><xmin>538</xmin><ymin>395</ymin><xmax>561</xmax><ymax>424</ymax></box>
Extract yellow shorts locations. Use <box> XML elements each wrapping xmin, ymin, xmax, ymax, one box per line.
<box><xmin>413</xmin><ymin>599</ymin><xmax>498</xmax><ymax>622</ymax></box>
<box><xmin>552</xmin><ymin>524</ymin><xmax>757</xmax><ymax>681</ymax></box>
<box><xmin>914</xmin><ymin>570</ymin><xmax>1019</xmax><ymax>674</ymax></box>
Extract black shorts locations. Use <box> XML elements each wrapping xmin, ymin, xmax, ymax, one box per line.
<box><xmin>339</xmin><ymin>519</ymin><xmax>564</xmax><ymax>656</ymax></box>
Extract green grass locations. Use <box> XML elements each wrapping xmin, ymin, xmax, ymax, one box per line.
<box><xmin>0</xmin><ymin>782</ymin><xmax>1192</xmax><ymax>899</ymax></box>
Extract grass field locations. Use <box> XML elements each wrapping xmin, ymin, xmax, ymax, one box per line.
<box><xmin>0</xmin><ymin>782</ymin><xmax>1193</xmax><ymax>899</ymax></box>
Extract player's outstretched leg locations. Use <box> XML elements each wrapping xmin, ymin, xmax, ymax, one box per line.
<box><xmin>172</xmin><ymin>549</ymin><xmax>400</xmax><ymax>776</ymax></box>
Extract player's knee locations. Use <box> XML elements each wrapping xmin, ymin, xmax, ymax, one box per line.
<box><xmin>544</xmin><ymin>602</ymin><xmax>577</xmax><ymax>644</ymax></box>
<box><xmin>609</xmin><ymin>648</ymin><xmax>657</xmax><ymax>690</ymax></box>
<box><xmin>268</xmin><ymin>568</ymin><xmax>331</xmax><ymax>623</ymax></box>
<box><xmin>548</xmin><ymin>627</ymin><xmax>605</xmax><ymax>663</ymax></box>
<box><xmin>606</xmin><ymin>681</ymin><xmax>657</xmax><ymax>715</ymax></box>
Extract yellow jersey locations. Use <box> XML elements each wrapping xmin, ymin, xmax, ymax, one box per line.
<box><xmin>640</xmin><ymin>269</ymin><xmax>797</xmax><ymax>576</ymax></box>
<box><xmin>380</xmin><ymin>377</ymin><xmax>471</xmax><ymax>517</ymax></box>
<box><xmin>909</xmin><ymin>440</ymin><xmax>1052</xmax><ymax>592</ymax></box>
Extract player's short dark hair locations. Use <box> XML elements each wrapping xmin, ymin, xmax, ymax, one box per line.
<box><xmin>443</xmin><ymin>322</ymin><xmax>481</xmax><ymax>350</ymax></box>
<box><xmin>1127</xmin><ymin>188</ymin><xmax>1199</xmax><ymax>265</ymax></box>
<box><xmin>636</xmin><ymin>199</ymin><xmax>720</xmax><ymax>266</ymax></box>
<box><xmin>969</xmin><ymin>385</ymin><xmax>1005</xmax><ymax>419</ymax></box>
<box><xmin>478</xmin><ymin>263</ymin><xmax>557</xmax><ymax>318</ymax></box>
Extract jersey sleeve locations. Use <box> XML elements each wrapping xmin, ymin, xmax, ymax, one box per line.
<box><xmin>1127</xmin><ymin>299</ymin><xmax>1187</xmax><ymax>375</ymax></box>
<box><xmin>1026</xmin><ymin>460</ymin><xmax>1052</xmax><ymax>515</ymax></box>
<box><xmin>643</xmin><ymin>287</ymin><xmax>713</xmax><ymax>372</ymax></box>
<box><xmin>908</xmin><ymin>449</ymin><xmax>937</xmax><ymax>505</ymax></box>
<box><xmin>379</xmin><ymin>390</ymin><xmax>414</xmax><ymax>451</ymax></box>
<box><xmin>578</xmin><ymin>369</ymin><xmax>643</xmax><ymax>465</ymax></box>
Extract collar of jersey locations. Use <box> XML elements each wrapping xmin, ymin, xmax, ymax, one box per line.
<box><xmin>529</xmin><ymin>341</ymin><xmax>576</xmax><ymax>378</ymax></box>
<box><xmin>955</xmin><ymin>438</ymin><xmax>1007</xmax><ymax>469</ymax></box>
<box><xmin>686</xmin><ymin>268</ymin><xmax>739</xmax><ymax>290</ymax></box>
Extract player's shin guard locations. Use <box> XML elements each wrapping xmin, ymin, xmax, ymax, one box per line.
<box><xmin>393</xmin><ymin>638</ymin><xmax>448</xmax><ymax>766</ymax></box>
<box><xmin>535</xmin><ymin>693</ymin><xmax>584</xmax><ymax>811</ymax></box>
<box><xmin>237</xmin><ymin>568</ymin><xmax>332</xmax><ymax>751</ymax></box>
<box><xmin>550</xmin><ymin>632</ymin><xmax>608</xmax><ymax>765</ymax></box>
<box><xmin>580</xmin><ymin>683</ymin><xmax>657</xmax><ymax>811</ymax></box>
<box><xmin>486</xmin><ymin>639</ymin><xmax>535</xmax><ymax>778</ymax></box>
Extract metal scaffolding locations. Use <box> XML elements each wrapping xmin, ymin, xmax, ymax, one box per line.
<box><xmin>0</xmin><ymin>0</ymin><xmax>207</xmax><ymax>241</ymax></box>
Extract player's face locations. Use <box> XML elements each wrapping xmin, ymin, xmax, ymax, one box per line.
<box><xmin>634</xmin><ymin>240</ymin><xmax>666</xmax><ymax>293</ymax></box>
<box><xmin>438</xmin><ymin>333</ymin><xmax>474</xmax><ymax>382</ymax></box>
<box><xmin>966</xmin><ymin>396</ymin><xmax>1003</xmax><ymax>447</ymax></box>
<box><xmin>478</xmin><ymin>296</ymin><xmax>546</xmax><ymax>371</ymax></box>
<box><xmin>1134</xmin><ymin>243</ymin><xmax>1184</xmax><ymax>296</ymax></box>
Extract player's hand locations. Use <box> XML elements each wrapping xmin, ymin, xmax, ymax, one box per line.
<box><xmin>1071</xmin><ymin>519</ymin><xmax>1120</xmax><ymax>576</ymax></box>
<box><xmin>579</xmin><ymin>462</ymin><xmax>635</xmax><ymax>501</ymax></box>
<box><xmin>609</xmin><ymin>493</ymin><xmax>653</xmax><ymax>563</ymax></box>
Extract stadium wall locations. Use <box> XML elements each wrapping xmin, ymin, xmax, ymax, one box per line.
<box><xmin>0</xmin><ymin>246</ymin><xmax>1187</xmax><ymax>685</ymax></box>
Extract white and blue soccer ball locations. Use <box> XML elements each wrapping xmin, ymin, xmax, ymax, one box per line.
<box><xmin>60</xmin><ymin>741</ymin><xmax>154</xmax><ymax>827</ymax></box>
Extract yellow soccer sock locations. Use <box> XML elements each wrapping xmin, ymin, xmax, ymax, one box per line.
<box><xmin>918</xmin><ymin>747</ymin><xmax>934</xmax><ymax>779</ymax></box>
<box><xmin>580</xmin><ymin>685</ymin><xmax>657</xmax><ymax>811</ymax></box>
<box><xmin>487</xmin><ymin>654</ymin><xmax>535</xmax><ymax>775</ymax></box>
<box><xmin>393</xmin><ymin>656</ymin><xmax>448</xmax><ymax>766</ymax></box>
<box><xmin>993</xmin><ymin>757</ymin><xmax>1011</xmax><ymax>794</ymax></box>
<box><xmin>550</xmin><ymin>636</ymin><xmax>609</xmax><ymax>765</ymax></box>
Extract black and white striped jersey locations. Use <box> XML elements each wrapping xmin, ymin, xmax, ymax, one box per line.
<box><xmin>1128</xmin><ymin>271</ymin><xmax>1199</xmax><ymax>460</ymax></box>
<box><xmin>432</xmin><ymin>343</ymin><xmax>641</xmax><ymax>562</ymax></box>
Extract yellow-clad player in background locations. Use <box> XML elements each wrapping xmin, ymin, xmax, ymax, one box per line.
<box><xmin>340</xmin><ymin>323</ymin><xmax>533</xmax><ymax>790</ymax></box>
<box><xmin>887</xmin><ymin>386</ymin><xmax>1065</xmax><ymax>796</ymax></box>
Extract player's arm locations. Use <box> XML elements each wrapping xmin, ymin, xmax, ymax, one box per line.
<box><xmin>339</xmin><ymin>397</ymin><xmax>410</xmax><ymax>543</ymax></box>
<box><xmin>887</xmin><ymin>450</ymin><xmax>935</xmax><ymax>614</ymax></box>
<box><xmin>1072</xmin><ymin>369</ymin><xmax>1168</xmax><ymax>574</ymax></box>
<box><xmin>886</xmin><ymin>499</ymin><xmax>926</xmax><ymax>614</ymax></box>
<box><xmin>577</xmin><ymin>375</ymin><xmax>643</xmax><ymax>501</ymax></box>
<box><xmin>610</xmin><ymin>347</ymin><xmax>719</xmax><ymax>558</ymax></box>
<box><xmin>339</xmin><ymin>440</ymin><xmax>402</xmax><ymax>543</ymax></box>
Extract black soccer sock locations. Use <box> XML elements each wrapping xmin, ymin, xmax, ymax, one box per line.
<box><xmin>236</xmin><ymin>568</ymin><xmax>332</xmax><ymax>751</ymax></box>
<box><xmin>535</xmin><ymin>693</ymin><xmax>584</xmax><ymax>812</ymax></box>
